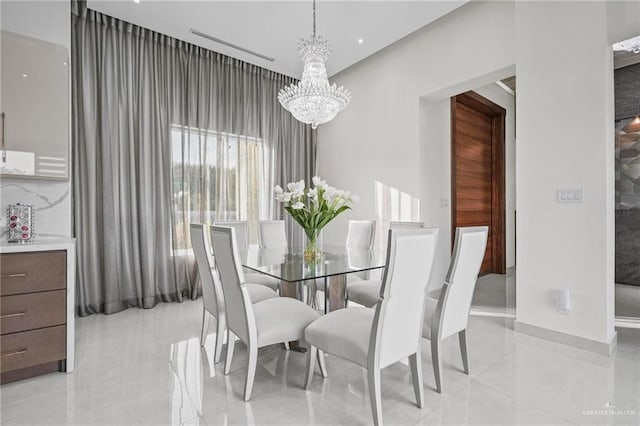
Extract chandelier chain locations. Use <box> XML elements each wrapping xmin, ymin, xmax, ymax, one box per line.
<box><xmin>313</xmin><ymin>0</ymin><xmax>316</xmax><ymax>38</ymax></box>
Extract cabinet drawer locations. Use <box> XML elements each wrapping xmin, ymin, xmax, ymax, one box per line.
<box><xmin>0</xmin><ymin>325</ymin><xmax>65</xmax><ymax>373</ymax></box>
<box><xmin>1</xmin><ymin>290</ymin><xmax>66</xmax><ymax>335</ymax></box>
<box><xmin>0</xmin><ymin>251</ymin><xmax>66</xmax><ymax>296</ymax></box>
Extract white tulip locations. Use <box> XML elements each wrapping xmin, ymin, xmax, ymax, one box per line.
<box><xmin>274</xmin><ymin>185</ymin><xmax>283</xmax><ymax>195</ymax></box>
<box><xmin>291</xmin><ymin>201</ymin><xmax>305</xmax><ymax>210</ymax></box>
<box><xmin>308</xmin><ymin>188</ymin><xmax>317</xmax><ymax>198</ymax></box>
<box><xmin>312</xmin><ymin>176</ymin><xmax>322</xmax><ymax>187</ymax></box>
<box><xmin>276</xmin><ymin>191</ymin><xmax>292</xmax><ymax>203</ymax></box>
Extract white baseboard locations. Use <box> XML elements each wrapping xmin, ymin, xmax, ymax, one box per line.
<box><xmin>615</xmin><ymin>316</ymin><xmax>640</xmax><ymax>329</ymax></box>
<box><xmin>470</xmin><ymin>307</ymin><xmax>516</xmax><ymax>318</ymax></box>
<box><xmin>514</xmin><ymin>320</ymin><xmax>617</xmax><ymax>356</ymax></box>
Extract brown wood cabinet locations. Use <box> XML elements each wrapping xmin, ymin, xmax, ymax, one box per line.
<box><xmin>0</xmin><ymin>251</ymin><xmax>67</xmax><ymax>383</ymax></box>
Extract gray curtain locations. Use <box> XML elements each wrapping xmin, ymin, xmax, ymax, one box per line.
<box><xmin>72</xmin><ymin>2</ymin><xmax>316</xmax><ymax>316</ymax></box>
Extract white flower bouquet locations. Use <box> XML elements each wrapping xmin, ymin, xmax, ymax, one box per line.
<box><xmin>275</xmin><ymin>176</ymin><xmax>359</xmax><ymax>259</ymax></box>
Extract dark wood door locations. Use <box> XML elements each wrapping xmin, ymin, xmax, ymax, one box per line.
<box><xmin>451</xmin><ymin>91</ymin><xmax>506</xmax><ymax>275</ymax></box>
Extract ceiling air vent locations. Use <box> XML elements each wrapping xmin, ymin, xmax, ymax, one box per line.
<box><xmin>189</xmin><ymin>28</ymin><xmax>275</xmax><ymax>62</ymax></box>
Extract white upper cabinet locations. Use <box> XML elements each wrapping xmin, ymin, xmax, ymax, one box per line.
<box><xmin>1</xmin><ymin>30</ymin><xmax>69</xmax><ymax>180</ymax></box>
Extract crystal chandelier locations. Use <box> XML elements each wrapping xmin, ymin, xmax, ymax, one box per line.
<box><xmin>278</xmin><ymin>0</ymin><xmax>351</xmax><ymax>129</ymax></box>
<box><xmin>613</xmin><ymin>35</ymin><xmax>640</xmax><ymax>54</ymax></box>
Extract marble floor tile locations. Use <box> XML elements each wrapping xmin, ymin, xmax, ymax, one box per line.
<box><xmin>415</xmin><ymin>382</ymin><xmax>572</xmax><ymax>426</ymax></box>
<box><xmin>1</xmin><ymin>299</ymin><xmax>639</xmax><ymax>426</ymax></box>
<box><xmin>474</xmin><ymin>332</ymin><xmax>640</xmax><ymax>425</ymax></box>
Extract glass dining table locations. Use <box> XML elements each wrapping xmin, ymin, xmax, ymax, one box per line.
<box><xmin>240</xmin><ymin>244</ymin><xmax>386</xmax><ymax>314</ymax></box>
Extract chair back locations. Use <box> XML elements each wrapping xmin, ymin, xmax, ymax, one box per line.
<box><xmin>371</xmin><ymin>228</ymin><xmax>438</xmax><ymax>368</ymax></box>
<box><xmin>437</xmin><ymin>226</ymin><xmax>488</xmax><ymax>339</ymax></box>
<box><xmin>210</xmin><ymin>225</ymin><xmax>256</xmax><ymax>344</ymax></box>
<box><xmin>389</xmin><ymin>221</ymin><xmax>424</xmax><ymax>229</ymax></box>
<box><xmin>216</xmin><ymin>221</ymin><xmax>249</xmax><ymax>251</ymax></box>
<box><xmin>258</xmin><ymin>220</ymin><xmax>288</xmax><ymax>249</ymax></box>
<box><xmin>346</xmin><ymin>220</ymin><xmax>376</xmax><ymax>249</ymax></box>
<box><xmin>189</xmin><ymin>224</ymin><xmax>224</xmax><ymax>318</ymax></box>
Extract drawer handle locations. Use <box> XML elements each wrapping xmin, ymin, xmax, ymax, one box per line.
<box><xmin>1</xmin><ymin>349</ymin><xmax>27</xmax><ymax>358</ymax></box>
<box><xmin>0</xmin><ymin>312</ymin><xmax>26</xmax><ymax>319</ymax></box>
<box><xmin>0</xmin><ymin>273</ymin><xmax>27</xmax><ymax>278</ymax></box>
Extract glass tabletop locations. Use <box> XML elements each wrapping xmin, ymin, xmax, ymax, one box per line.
<box><xmin>240</xmin><ymin>244</ymin><xmax>386</xmax><ymax>283</ymax></box>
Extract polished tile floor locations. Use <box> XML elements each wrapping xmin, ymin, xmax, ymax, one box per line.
<box><xmin>1</xmin><ymin>300</ymin><xmax>639</xmax><ymax>426</ymax></box>
<box><xmin>471</xmin><ymin>268</ymin><xmax>516</xmax><ymax>317</ymax></box>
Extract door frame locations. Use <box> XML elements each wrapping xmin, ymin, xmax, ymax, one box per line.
<box><xmin>451</xmin><ymin>91</ymin><xmax>506</xmax><ymax>274</ymax></box>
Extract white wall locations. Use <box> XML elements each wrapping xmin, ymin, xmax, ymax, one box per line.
<box><xmin>418</xmin><ymin>98</ymin><xmax>451</xmax><ymax>289</ymax></box>
<box><xmin>514</xmin><ymin>1</ymin><xmax>618</xmax><ymax>345</ymax></box>
<box><xmin>0</xmin><ymin>1</ymin><xmax>72</xmax><ymax>239</ymax></box>
<box><xmin>318</xmin><ymin>0</ymin><xmax>515</xmax><ymax>249</ymax></box>
<box><xmin>318</xmin><ymin>0</ymin><xmax>640</xmax><ymax>347</ymax></box>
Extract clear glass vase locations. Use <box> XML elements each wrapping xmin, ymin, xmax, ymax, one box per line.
<box><xmin>304</xmin><ymin>228</ymin><xmax>322</xmax><ymax>261</ymax></box>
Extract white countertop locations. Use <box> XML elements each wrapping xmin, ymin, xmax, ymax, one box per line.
<box><xmin>0</xmin><ymin>237</ymin><xmax>76</xmax><ymax>253</ymax></box>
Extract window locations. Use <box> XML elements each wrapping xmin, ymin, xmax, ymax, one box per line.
<box><xmin>171</xmin><ymin>125</ymin><xmax>269</xmax><ymax>251</ymax></box>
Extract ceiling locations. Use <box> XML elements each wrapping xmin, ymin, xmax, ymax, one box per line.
<box><xmin>87</xmin><ymin>1</ymin><xmax>467</xmax><ymax>78</ymax></box>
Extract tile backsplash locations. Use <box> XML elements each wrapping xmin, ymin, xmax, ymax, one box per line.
<box><xmin>0</xmin><ymin>180</ymin><xmax>71</xmax><ymax>239</ymax></box>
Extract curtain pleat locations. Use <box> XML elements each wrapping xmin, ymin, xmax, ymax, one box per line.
<box><xmin>72</xmin><ymin>1</ymin><xmax>316</xmax><ymax>316</ymax></box>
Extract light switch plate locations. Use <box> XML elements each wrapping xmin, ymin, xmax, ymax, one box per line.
<box><xmin>557</xmin><ymin>188</ymin><xmax>583</xmax><ymax>203</ymax></box>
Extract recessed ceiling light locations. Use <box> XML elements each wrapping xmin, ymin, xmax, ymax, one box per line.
<box><xmin>133</xmin><ymin>0</ymin><xmax>140</xmax><ymax>3</ymax></box>
<box><xmin>358</xmin><ymin>38</ymin><xmax>364</xmax><ymax>44</ymax></box>
<box><xmin>21</xmin><ymin>73</ymin><xmax>28</xmax><ymax>78</ymax></box>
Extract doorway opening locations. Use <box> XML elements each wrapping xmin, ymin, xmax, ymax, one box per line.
<box><xmin>419</xmin><ymin>69</ymin><xmax>516</xmax><ymax>318</ymax></box>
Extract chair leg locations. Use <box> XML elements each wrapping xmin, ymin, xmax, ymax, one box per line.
<box><xmin>317</xmin><ymin>349</ymin><xmax>328</xmax><ymax>379</ymax></box>
<box><xmin>200</xmin><ymin>308</ymin><xmax>209</xmax><ymax>347</ymax></box>
<box><xmin>304</xmin><ymin>345</ymin><xmax>317</xmax><ymax>390</ymax></box>
<box><xmin>284</xmin><ymin>342</ymin><xmax>291</xmax><ymax>351</ymax></box>
<box><xmin>367</xmin><ymin>368</ymin><xmax>383</xmax><ymax>426</ymax></box>
<box><xmin>244</xmin><ymin>344</ymin><xmax>258</xmax><ymax>402</ymax></box>
<box><xmin>459</xmin><ymin>329</ymin><xmax>469</xmax><ymax>374</ymax></box>
<box><xmin>213</xmin><ymin>314</ymin><xmax>225</xmax><ymax>364</ymax></box>
<box><xmin>409</xmin><ymin>351</ymin><xmax>424</xmax><ymax>408</ymax></box>
<box><xmin>431</xmin><ymin>338</ymin><xmax>442</xmax><ymax>393</ymax></box>
<box><xmin>224</xmin><ymin>330</ymin><xmax>235</xmax><ymax>376</ymax></box>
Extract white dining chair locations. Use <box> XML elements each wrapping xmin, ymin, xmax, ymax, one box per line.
<box><xmin>347</xmin><ymin>221</ymin><xmax>424</xmax><ymax>307</ymax></box>
<box><xmin>210</xmin><ymin>225</ymin><xmax>322</xmax><ymax>401</ymax></box>
<box><xmin>312</xmin><ymin>220</ymin><xmax>376</xmax><ymax>301</ymax></box>
<box><xmin>190</xmin><ymin>224</ymin><xmax>278</xmax><ymax>363</ymax></box>
<box><xmin>304</xmin><ymin>228</ymin><xmax>439</xmax><ymax>426</ymax></box>
<box><xmin>423</xmin><ymin>226</ymin><xmax>488</xmax><ymax>393</ymax></box>
<box><xmin>216</xmin><ymin>221</ymin><xmax>280</xmax><ymax>292</ymax></box>
<box><xmin>346</xmin><ymin>220</ymin><xmax>376</xmax><ymax>249</ymax></box>
<box><xmin>258</xmin><ymin>220</ymin><xmax>288</xmax><ymax>249</ymax></box>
